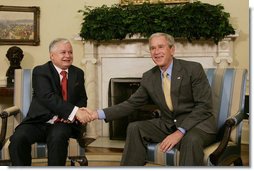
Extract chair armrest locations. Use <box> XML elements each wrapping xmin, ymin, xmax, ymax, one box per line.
<box><xmin>209</xmin><ymin>111</ymin><xmax>244</xmax><ymax>165</ymax></box>
<box><xmin>0</xmin><ymin>106</ymin><xmax>20</xmax><ymax>149</ymax></box>
<box><xmin>0</xmin><ymin>106</ymin><xmax>20</xmax><ymax>118</ymax></box>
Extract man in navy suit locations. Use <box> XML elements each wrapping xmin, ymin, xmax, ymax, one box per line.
<box><xmin>8</xmin><ymin>38</ymin><xmax>90</xmax><ymax>166</ymax></box>
<box><xmin>83</xmin><ymin>33</ymin><xmax>217</xmax><ymax>166</ymax></box>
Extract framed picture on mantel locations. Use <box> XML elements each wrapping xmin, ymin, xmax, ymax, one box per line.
<box><xmin>120</xmin><ymin>0</ymin><xmax>190</xmax><ymax>5</ymax></box>
<box><xmin>0</xmin><ymin>5</ymin><xmax>40</xmax><ymax>46</ymax></box>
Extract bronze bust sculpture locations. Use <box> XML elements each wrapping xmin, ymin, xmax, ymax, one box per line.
<box><xmin>6</xmin><ymin>46</ymin><xmax>24</xmax><ymax>87</ymax></box>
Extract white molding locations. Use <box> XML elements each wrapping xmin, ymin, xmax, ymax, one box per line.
<box><xmin>0</xmin><ymin>77</ymin><xmax>7</xmax><ymax>87</ymax></box>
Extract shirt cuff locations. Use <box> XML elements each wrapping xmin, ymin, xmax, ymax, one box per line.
<box><xmin>68</xmin><ymin>106</ymin><xmax>79</xmax><ymax>121</ymax></box>
<box><xmin>177</xmin><ymin>127</ymin><xmax>186</xmax><ymax>134</ymax></box>
<box><xmin>97</xmin><ymin>109</ymin><xmax>106</xmax><ymax>119</ymax></box>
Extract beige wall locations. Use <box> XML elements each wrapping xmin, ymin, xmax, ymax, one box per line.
<box><xmin>0</xmin><ymin>0</ymin><xmax>118</xmax><ymax>82</ymax></box>
<box><xmin>0</xmin><ymin>0</ymin><xmax>249</xmax><ymax>92</ymax></box>
<box><xmin>202</xmin><ymin>0</ymin><xmax>249</xmax><ymax>94</ymax></box>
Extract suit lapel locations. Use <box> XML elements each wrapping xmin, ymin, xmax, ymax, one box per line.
<box><xmin>49</xmin><ymin>62</ymin><xmax>75</xmax><ymax>101</ymax></box>
<box><xmin>67</xmin><ymin>66</ymin><xmax>75</xmax><ymax>102</ymax></box>
<box><xmin>171</xmin><ymin>58</ymin><xmax>183</xmax><ymax>110</ymax></box>
<box><xmin>49</xmin><ymin>62</ymin><xmax>62</xmax><ymax>92</ymax></box>
<box><xmin>152</xmin><ymin>67</ymin><xmax>168</xmax><ymax>109</ymax></box>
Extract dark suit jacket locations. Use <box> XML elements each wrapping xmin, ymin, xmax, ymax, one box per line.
<box><xmin>21</xmin><ymin>61</ymin><xmax>87</xmax><ymax>125</ymax></box>
<box><xmin>104</xmin><ymin>58</ymin><xmax>216</xmax><ymax>134</ymax></box>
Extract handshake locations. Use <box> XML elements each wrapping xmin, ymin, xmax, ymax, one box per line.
<box><xmin>75</xmin><ymin>107</ymin><xmax>99</xmax><ymax>124</ymax></box>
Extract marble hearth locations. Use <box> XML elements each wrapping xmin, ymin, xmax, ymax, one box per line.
<box><xmin>80</xmin><ymin>36</ymin><xmax>237</xmax><ymax>138</ymax></box>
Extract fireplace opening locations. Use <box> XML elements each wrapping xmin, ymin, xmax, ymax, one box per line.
<box><xmin>108</xmin><ymin>78</ymin><xmax>158</xmax><ymax>140</ymax></box>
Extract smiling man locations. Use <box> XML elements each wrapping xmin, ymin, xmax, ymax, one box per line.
<box><xmin>83</xmin><ymin>33</ymin><xmax>217</xmax><ymax>166</ymax></box>
<box><xmin>8</xmin><ymin>38</ymin><xmax>91</xmax><ymax>166</ymax></box>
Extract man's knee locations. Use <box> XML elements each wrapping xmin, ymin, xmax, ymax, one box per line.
<box><xmin>47</xmin><ymin>127</ymin><xmax>70</xmax><ymax>146</ymax></box>
<box><xmin>127</xmin><ymin>121</ymin><xmax>138</xmax><ymax>133</ymax></box>
<box><xmin>10</xmin><ymin>130</ymin><xmax>30</xmax><ymax>145</ymax></box>
<box><xmin>126</xmin><ymin>121</ymin><xmax>144</xmax><ymax>134</ymax></box>
<box><xmin>180</xmin><ymin>129</ymin><xmax>204</xmax><ymax>150</ymax></box>
<box><xmin>182</xmin><ymin>133</ymin><xmax>200</xmax><ymax>143</ymax></box>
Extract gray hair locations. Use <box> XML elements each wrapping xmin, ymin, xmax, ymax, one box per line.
<box><xmin>49</xmin><ymin>38</ymin><xmax>70</xmax><ymax>52</ymax></box>
<box><xmin>149</xmin><ymin>33</ymin><xmax>175</xmax><ymax>47</ymax></box>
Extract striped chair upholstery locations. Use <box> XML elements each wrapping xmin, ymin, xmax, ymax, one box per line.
<box><xmin>146</xmin><ymin>68</ymin><xmax>248</xmax><ymax>166</ymax></box>
<box><xmin>0</xmin><ymin>69</ymin><xmax>86</xmax><ymax>165</ymax></box>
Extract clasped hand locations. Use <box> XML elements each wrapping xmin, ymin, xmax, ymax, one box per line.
<box><xmin>75</xmin><ymin>108</ymin><xmax>98</xmax><ymax>124</ymax></box>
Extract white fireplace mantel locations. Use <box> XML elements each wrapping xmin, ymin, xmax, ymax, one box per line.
<box><xmin>80</xmin><ymin>36</ymin><xmax>237</xmax><ymax>138</ymax></box>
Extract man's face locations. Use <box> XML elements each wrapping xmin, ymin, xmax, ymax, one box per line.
<box><xmin>50</xmin><ymin>42</ymin><xmax>73</xmax><ymax>70</ymax></box>
<box><xmin>149</xmin><ymin>36</ymin><xmax>175</xmax><ymax>71</ymax></box>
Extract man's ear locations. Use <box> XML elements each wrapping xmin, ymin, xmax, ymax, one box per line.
<box><xmin>170</xmin><ymin>45</ymin><xmax>176</xmax><ymax>55</ymax></box>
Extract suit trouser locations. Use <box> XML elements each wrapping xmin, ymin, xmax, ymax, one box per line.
<box><xmin>120</xmin><ymin>118</ymin><xmax>216</xmax><ymax>166</ymax></box>
<box><xmin>8</xmin><ymin>122</ymin><xmax>80</xmax><ymax>166</ymax></box>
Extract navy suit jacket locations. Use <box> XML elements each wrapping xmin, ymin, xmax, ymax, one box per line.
<box><xmin>21</xmin><ymin>61</ymin><xmax>87</xmax><ymax>125</ymax></box>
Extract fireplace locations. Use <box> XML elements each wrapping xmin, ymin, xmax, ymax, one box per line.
<box><xmin>108</xmin><ymin>78</ymin><xmax>157</xmax><ymax>140</ymax></box>
<box><xmin>79</xmin><ymin>36</ymin><xmax>237</xmax><ymax>138</ymax></box>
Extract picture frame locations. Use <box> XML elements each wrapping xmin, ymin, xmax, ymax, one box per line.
<box><xmin>0</xmin><ymin>5</ymin><xmax>40</xmax><ymax>46</ymax></box>
<box><xmin>120</xmin><ymin>0</ymin><xmax>190</xmax><ymax>5</ymax></box>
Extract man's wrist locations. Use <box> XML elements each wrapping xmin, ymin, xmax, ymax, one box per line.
<box><xmin>97</xmin><ymin>109</ymin><xmax>106</xmax><ymax>119</ymax></box>
<box><xmin>177</xmin><ymin>127</ymin><xmax>186</xmax><ymax>134</ymax></box>
<box><xmin>68</xmin><ymin>106</ymin><xmax>79</xmax><ymax>121</ymax></box>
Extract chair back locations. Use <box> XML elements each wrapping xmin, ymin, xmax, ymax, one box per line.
<box><xmin>204</xmin><ymin>68</ymin><xmax>247</xmax><ymax>144</ymax></box>
<box><xmin>13</xmin><ymin>69</ymin><xmax>33</xmax><ymax>127</ymax></box>
<box><xmin>1</xmin><ymin>69</ymin><xmax>85</xmax><ymax>161</ymax></box>
<box><xmin>146</xmin><ymin>68</ymin><xmax>248</xmax><ymax>166</ymax></box>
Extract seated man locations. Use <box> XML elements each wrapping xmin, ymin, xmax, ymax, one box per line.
<box><xmin>8</xmin><ymin>38</ymin><xmax>90</xmax><ymax>166</ymax></box>
<box><xmin>83</xmin><ymin>32</ymin><xmax>217</xmax><ymax>166</ymax></box>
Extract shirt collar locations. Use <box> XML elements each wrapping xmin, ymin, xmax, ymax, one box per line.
<box><xmin>53</xmin><ymin>64</ymin><xmax>68</xmax><ymax>75</ymax></box>
<box><xmin>160</xmin><ymin>61</ymin><xmax>173</xmax><ymax>79</ymax></box>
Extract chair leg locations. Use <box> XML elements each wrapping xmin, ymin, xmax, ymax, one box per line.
<box><xmin>233</xmin><ymin>157</ymin><xmax>243</xmax><ymax>166</ymax></box>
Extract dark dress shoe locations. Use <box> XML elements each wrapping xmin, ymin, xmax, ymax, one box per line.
<box><xmin>69</xmin><ymin>155</ymin><xmax>88</xmax><ymax>166</ymax></box>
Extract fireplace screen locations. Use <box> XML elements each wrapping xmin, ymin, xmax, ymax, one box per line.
<box><xmin>108</xmin><ymin>78</ymin><xmax>158</xmax><ymax>140</ymax></box>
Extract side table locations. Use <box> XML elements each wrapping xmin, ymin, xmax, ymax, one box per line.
<box><xmin>0</xmin><ymin>87</ymin><xmax>14</xmax><ymax>97</ymax></box>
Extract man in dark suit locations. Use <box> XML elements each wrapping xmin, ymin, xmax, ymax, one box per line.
<box><xmin>8</xmin><ymin>38</ymin><xmax>90</xmax><ymax>166</ymax></box>
<box><xmin>83</xmin><ymin>33</ymin><xmax>217</xmax><ymax>165</ymax></box>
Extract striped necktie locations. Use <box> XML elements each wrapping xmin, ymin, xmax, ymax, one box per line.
<box><xmin>60</xmin><ymin>70</ymin><xmax>68</xmax><ymax>101</ymax></box>
<box><xmin>163</xmin><ymin>72</ymin><xmax>173</xmax><ymax>111</ymax></box>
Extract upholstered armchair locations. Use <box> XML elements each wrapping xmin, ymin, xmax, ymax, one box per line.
<box><xmin>146</xmin><ymin>68</ymin><xmax>248</xmax><ymax>166</ymax></box>
<box><xmin>0</xmin><ymin>69</ymin><xmax>90</xmax><ymax>166</ymax></box>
